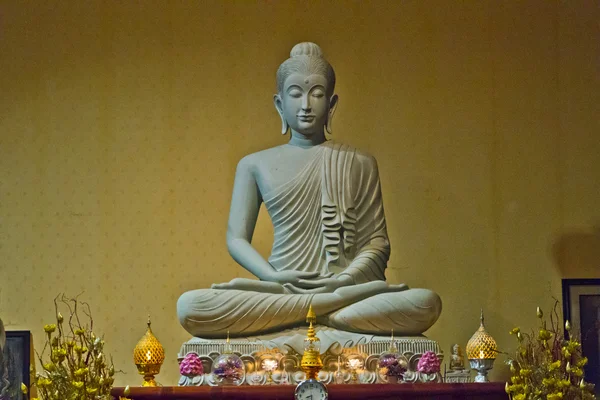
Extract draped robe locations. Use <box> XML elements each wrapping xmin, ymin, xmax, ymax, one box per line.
<box><xmin>177</xmin><ymin>141</ymin><xmax>441</xmax><ymax>338</ymax></box>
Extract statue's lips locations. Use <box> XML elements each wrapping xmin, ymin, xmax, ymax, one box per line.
<box><xmin>297</xmin><ymin>115</ymin><xmax>315</xmax><ymax>122</ymax></box>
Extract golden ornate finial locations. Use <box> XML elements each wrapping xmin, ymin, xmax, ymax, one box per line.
<box><xmin>223</xmin><ymin>330</ymin><xmax>233</xmax><ymax>354</ymax></box>
<box><xmin>306</xmin><ymin>304</ymin><xmax>317</xmax><ymax>324</ymax></box>
<box><xmin>389</xmin><ymin>329</ymin><xmax>397</xmax><ymax>353</ymax></box>
<box><xmin>466</xmin><ymin>309</ymin><xmax>497</xmax><ymax>359</ymax></box>
<box><xmin>133</xmin><ymin>316</ymin><xmax>165</xmax><ymax>387</ymax></box>
<box><xmin>301</xmin><ymin>304</ymin><xmax>323</xmax><ymax>380</ymax></box>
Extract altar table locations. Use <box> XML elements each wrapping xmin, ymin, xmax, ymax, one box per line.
<box><xmin>111</xmin><ymin>383</ymin><xmax>508</xmax><ymax>400</ymax></box>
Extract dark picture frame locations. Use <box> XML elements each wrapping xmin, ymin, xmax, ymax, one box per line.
<box><xmin>562</xmin><ymin>279</ymin><xmax>600</xmax><ymax>394</ymax></box>
<box><xmin>1</xmin><ymin>331</ymin><xmax>31</xmax><ymax>400</ymax></box>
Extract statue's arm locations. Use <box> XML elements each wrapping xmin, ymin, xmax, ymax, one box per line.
<box><xmin>226</xmin><ymin>156</ymin><xmax>319</xmax><ymax>286</ymax></box>
<box><xmin>226</xmin><ymin>156</ymin><xmax>275</xmax><ymax>281</ymax></box>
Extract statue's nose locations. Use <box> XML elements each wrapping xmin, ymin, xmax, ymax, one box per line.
<box><xmin>301</xmin><ymin>95</ymin><xmax>311</xmax><ymax>111</ymax></box>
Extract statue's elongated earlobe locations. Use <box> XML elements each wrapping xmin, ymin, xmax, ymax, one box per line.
<box><xmin>326</xmin><ymin>94</ymin><xmax>339</xmax><ymax>135</ymax></box>
<box><xmin>281</xmin><ymin>119</ymin><xmax>289</xmax><ymax>135</ymax></box>
<box><xmin>273</xmin><ymin>94</ymin><xmax>289</xmax><ymax>135</ymax></box>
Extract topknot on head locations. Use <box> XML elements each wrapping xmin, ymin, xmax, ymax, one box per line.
<box><xmin>290</xmin><ymin>42</ymin><xmax>324</xmax><ymax>59</ymax></box>
<box><xmin>276</xmin><ymin>42</ymin><xmax>336</xmax><ymax>96</ymax></box>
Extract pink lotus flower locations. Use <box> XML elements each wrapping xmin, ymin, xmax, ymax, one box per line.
<box><xmin>180</xmin><ymin>353</ymin><xmax>203</xmax><ymax>376</ymax></box>
<box><xmin>417</xmin><ymin>351</ymin><xmax>441</xmax><ymax>374</ymax></box>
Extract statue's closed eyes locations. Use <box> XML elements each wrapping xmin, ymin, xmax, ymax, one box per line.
<box><xmin>177</xmin><ymin>42</ymin><xmax>441</xmax><ymax>338</ymax></box>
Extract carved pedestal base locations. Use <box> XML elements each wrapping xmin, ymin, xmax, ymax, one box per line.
<box><xmin>444</xmin><ymin>369</ymin><xmax>471</xmax><ymax>383</ymax></box>
<box><xmin>177</xmin><ymin>326</ymin><xmax>443</xmax><ymax>386</ymax></box>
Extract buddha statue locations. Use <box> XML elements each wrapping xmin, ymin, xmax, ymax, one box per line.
<box><xmin>450</xmin><ymin>344</ymin><xmax>465</xmax><ymax>370</ymax></box>
<box><xmin>177</xmin><ymin>42</ymin><xmax>442</xmax><ymax>339</ymax></box>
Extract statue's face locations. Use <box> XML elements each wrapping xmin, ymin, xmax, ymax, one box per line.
<box><xmin>277</xmin><ymin>73</ymin><xmax>333</xmax><ymax>136</ymax></box>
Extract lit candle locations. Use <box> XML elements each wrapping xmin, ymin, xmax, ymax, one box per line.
<box><xmin>479</xmin><ymin>350</ymin><xmax>484</xmax><ymax>359</ymax></box>
<box><xmin>347</xmin><ymin>358</ymin><xmax>363</xmax><ymax>370</ymax></box>
<box><xmin>262</xmin><ymin>359</ymin><xmax>278</xmax><ymax>372</ymax></box>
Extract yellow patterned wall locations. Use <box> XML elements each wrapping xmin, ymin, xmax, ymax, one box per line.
<box><xmin>0</xmin><ymin>1</ymin><xmax>598</xmax><ymax>386</ymax></box>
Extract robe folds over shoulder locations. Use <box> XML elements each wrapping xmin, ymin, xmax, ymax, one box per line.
<box><xmin>264</xmin><ymin>140</ymin><xmax>390</xmax><ymax>282</ymax></box>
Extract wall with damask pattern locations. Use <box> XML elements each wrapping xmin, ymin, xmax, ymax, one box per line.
<box><xmin>0</xmin><ymin>1</ymin><xmax>598</xmax><ymax>386</ymax></box>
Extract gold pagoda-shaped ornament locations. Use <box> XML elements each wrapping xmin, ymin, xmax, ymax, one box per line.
<box><xmin>133</xmin><ymin>316</ymin><xmax>165</xmax><ymax>387</ymax></box>
<box><xmin>465</xmin><ymin>309</ymin><xmax>497</xmax><ymax>382</ymax></box>
<box><xmin>300</xmin><ymin>305</ymin><xmax>323</xmax><ymax>380</ymax></box>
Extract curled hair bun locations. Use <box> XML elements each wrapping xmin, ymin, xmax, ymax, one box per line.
<box><xmin>290</xmin><ymin>42</ymin><xmax>324</xmax><ymax>58</ymax></box>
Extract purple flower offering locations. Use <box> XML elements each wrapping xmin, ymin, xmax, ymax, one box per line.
<box><xmin>378</xmin><ymin>354</ymin><xmax>407</xmax><ymax>378</ymax></box>
<box><xmin>179</xmin><ymin>352</ymin><xmax>204</xmax><ymax>377</ymax></box>
<box><xmin>417</xmin><ymin>351</ymin><xmax>441</xmax><ymax>374</ymax></box>
<box><xmin>212</xmin><ymin>354</ymin><xmax>245</xmax><ymax>384</ymax></box>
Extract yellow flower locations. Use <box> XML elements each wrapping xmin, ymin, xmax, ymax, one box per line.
<box><xmin>514</xmin><ymin>394</ymin><xmax>526</xmax><ymax>400</ymax></box>
<box><xmin>576</xmin><ymin>357</ymin><xmax>588</xmax><ymax>367</ymax></box>
<box><xmin>52</xmin><ymin>348</ymin><xmax>67</xmax><ymax>362</ymax></box>
<box><xmin>66</xmin><ymin>340</ymin><xmax>75</xmax><ymax>348</ymax></box>
<box><xmin>72</xmin><ymin>381</ymin><xmax>84</xmax><ymax>389</ymax></box>
<box><xmin>571</xmin><ymin>367</ymin><xmax>583</xmax><ymax>377</ymax></box>
<box><xmin>566</xmin><ymin>341</ymin><xmax>581</xmax><ymax>352</ymax></box>
<box><xmin>74</xmin><ymin>367</ymin><xmax>89</xmax><ymax>378</ymax></box>
<box><xmin>543</xmin><ymin>377</ymin><xmax>556</xmax><ymax>387</ymax></box>
<box><xmin>44</xmin><ymin>324</ymin><xmax>57</xmax><ymax>334</ymax></box>
<box><xmin>510</xmin><ymin>327</ymin><xmax>521</xmax><ymax>335</ymax></box>
<box><xmin>557</xmin><ymin>379</ymin><xmax>571</xmax><ymax>388</ymax></box>
<box><xmin>43</xmin><ymin>362</ymin><xmax>56</xmax><ymax>372</ymax></box>
<box><xmin>74</xmin><ymin>328</ymin><xmax>86</xmax><ymax>336</ymax></box>
<box><xmin>37</xmin><ymin>377</ymin><xmax>52</xmax><ymax>387</ymax></box>
<box><xmin>547</xmin><ymin>393</ymin><xmax>563</xmax><ymax>400</ymax></box>
<box><xmin>548</xmin><ymin>360</ymin><xmax>561</xmax><ymax>371</ymax></box>
<box><xmin>21</xmin><ymin>383</ymin><xmax>28</xmax><ymax>394</ymax></box>
<box><xmin>519</xmin><ymin>369</ymin><xmax>532</xmax><ymax>377</ymax></box>
<box><xmin>86</xmin><ymin>387</ymin><xmax>98</xmax><ymax>395</ymax></box>
<box><xmin>538</xmin><ymin>329</ymin><xmax>552</xmax><ymax>341</ymax></box>
<box><xmin>519</xmin><ymin>348</ymin><xmax>527</xmax><ymax>357</ymax></box>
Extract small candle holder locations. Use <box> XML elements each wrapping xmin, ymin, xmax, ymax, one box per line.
<box><xmin>465</xmin><ymin>310</ymin><xmax>498</xmax><ymax>383</ymax></box>
<box><xmin>346</xmin><ymin>355</ymin><xmax>364</xmax><ymax>384</ymax></box>
<box><xmin>334</xmin><ymin>356</ymin><xmax>345</xmax><ymax>384</ymax></box>
<box><xmin>133</xmin><ymin>316</ymin><xmax>165</xmax><ymax>387</ymax></box>
<box><xmin>261</xmin><ymin>358</ymin><xmax>278</xmax><ymax>385</ymax></box>
<box><xmin>469</xmin><ymin>357</ymin><xmax>494</xmax><ymax>382</ymax></box>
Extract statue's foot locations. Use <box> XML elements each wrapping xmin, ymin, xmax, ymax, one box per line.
<box><xmin>326</xmin><ymin>288</ymin><xmax>442</xmax><ymax>336</ymax></box>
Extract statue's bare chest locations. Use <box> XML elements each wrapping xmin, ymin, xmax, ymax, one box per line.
<box><xmin>253</xmin><ymin>146</ymin><xmax>323</xmax><ymax>198</ymax></box>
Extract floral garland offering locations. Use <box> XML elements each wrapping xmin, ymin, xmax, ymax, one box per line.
<box><xmin>23</xmin><ymin>295</ymin><xmax>116</xmax><ymax>400</ymax></box>
<box><xmin>417</xmin><ymin>351</ymin><xmax>441</xmax><ymax>374</ymax></box>
<box><xmin>505</xmin><ymin>302</ymin><xmax>596</xmax><ymax>400</ymax></box>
